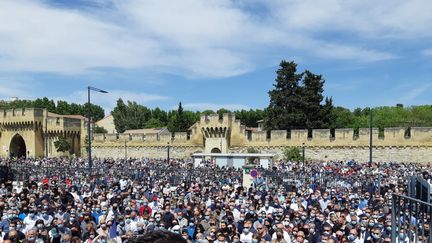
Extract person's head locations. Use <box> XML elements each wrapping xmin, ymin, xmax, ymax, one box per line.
<box><xmin>26</xmin><ymin>229</ymin><xmax>38</xmax><ymax>242</ymax></box>
<box><xmin>348</xmin><ymin>228</ymin><xmax>358</xmax><ymax>242</ymax></box>
<box><xmin>8</xmin><ymin>230</ymin><xmax>18</xmax><ymax>241</ymax></box>
<box><xmin>296</xmin><ymin>230</ymin><xmax>305</xmax><ymax>243</ymax></box>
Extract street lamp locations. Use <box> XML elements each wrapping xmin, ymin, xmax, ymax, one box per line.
<box><xmin>167</xmin><ymin>142</ymin><xmax>170</xmax><ymax>162</ymax></box>
<box><xmin>302</xmin><ymin>142</ymin><xmax>305</xmax><ymax>169</ymax></box>
<box><xmin>87</xmin><ymin>86</ymin><xmax>108</xmax><ymax>170</ymax></box>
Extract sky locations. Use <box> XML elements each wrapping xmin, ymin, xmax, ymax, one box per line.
<box><xmin>1</xmin><ymin>0</ymin><xmax>432</xmax><ymax>115</ymax></box>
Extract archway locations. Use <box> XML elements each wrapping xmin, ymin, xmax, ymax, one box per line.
<box><xmin>211</xmin><ymin>147</ymin><xmax>222</xmax><ymax>153</ymax></box>
<box><xmin>9</xmin><ymin>134</ymin><xmax>27</xmax><ymax>158</ymax></box>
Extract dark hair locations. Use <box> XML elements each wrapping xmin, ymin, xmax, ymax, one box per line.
<box><xmin>127</xmin><ymin>230</ymin><xmax>187</xmax><ymax>243</ymax></box>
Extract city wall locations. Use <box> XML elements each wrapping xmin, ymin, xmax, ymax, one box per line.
<box><xmin>92</xmin><ymin>114</ymin><xmax>432</xmax><ymax>163</ymax></box>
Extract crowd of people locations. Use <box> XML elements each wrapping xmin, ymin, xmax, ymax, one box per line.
<box><xmin>0</xmin><ymin>157</ymin><xmax>431</xmax><ymax>243</ymax></box>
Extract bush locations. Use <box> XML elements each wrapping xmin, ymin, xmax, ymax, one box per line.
<box><xmin>283</xmin><ymin>147</ymin><xmax>302</xmax><ymax>162</ymax></box>
<box><xmin>54</xmin><ymin>137</ymin><xmax>71</xmax><ymax>153</ymax></box>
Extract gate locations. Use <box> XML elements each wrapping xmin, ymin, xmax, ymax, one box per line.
<box><xmin>391</xmin><ymin>194</ymin><xmax>432</xmax><ymax>243</ymax></box>
<box><xmin>408</xmin><ymin>176</ymin><xmax>431</xmax><ymax>203</ymax></box>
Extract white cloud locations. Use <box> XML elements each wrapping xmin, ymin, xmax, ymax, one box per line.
<box><xmin>181</xmin><ymin>103</ymin><xmax>251</xmax><ymax>111</ymax></box>
<box><xmin>0</xmin><ymin>0</ymin><xmax>408</xmax><ymax>79</ymax></box>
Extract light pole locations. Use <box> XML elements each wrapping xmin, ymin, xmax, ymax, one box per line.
<box><xmin>87</xmin><ymin>86</ymin><xmax>108</xmax><ymax>170</ymax></box>
<box><xmin>167</xmin><ymin>142</ymin><xmax>170</xmax><ymax>162</ymax></box>
<box><xmin>302</xmin><ymin>142</ymin><xmax>305</xmax><ymax>170</ymax></box>
<box><xmin>369</xmin><ymin>110</ymin><xmax>373</xmax><ymax>167</ymax></box>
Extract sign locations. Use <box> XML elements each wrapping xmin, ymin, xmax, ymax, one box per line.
<box><xmin>250</xmin><ymin>169</ymin><xmax>258</xmax><ymax>178</ymax></box>
<box><xmin>244</xmin><ymin>168</ymin><xmax>250</xmax><ymax>174</ymax></box>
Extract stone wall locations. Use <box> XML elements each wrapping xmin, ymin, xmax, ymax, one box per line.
<box><xmin>229</xmin><ymin>146</ymin><xmax>432</xmax><ymax>164</ymax></box>
<box><xmin>92</xmin><ymin>145</ymin><xmax>204</xmax><ymax>159</ymax></box>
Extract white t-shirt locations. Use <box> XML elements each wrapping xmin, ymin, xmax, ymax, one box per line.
<box><xmin>240</xmin><ymin>232</ymin><xmax>253</xmax><ymax>243</ymax></box>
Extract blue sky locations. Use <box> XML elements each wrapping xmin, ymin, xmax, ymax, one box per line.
<box><xmin>1</xmin><ymin>0</ymin><xmax>432</xmax><ymax>114</ymax></box>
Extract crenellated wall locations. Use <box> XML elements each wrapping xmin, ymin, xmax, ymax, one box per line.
<box><xmin>91</xmin><ymin>113</ymin><xmax>432</xmax><ymax>163</ymax></box>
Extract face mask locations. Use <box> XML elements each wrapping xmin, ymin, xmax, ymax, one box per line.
<box><xmin>243</xmin><ymin>228</ymin><xmax>249</xmax><ymax>234</ymax></box>
<box><xmin>351</xmin><ymin>220</ymin><xmax>357</xmax><ymax>225</ymax></box>
<box><xmin>37</xmin><ymin>224</ymin><xmax>44</xmax><ymax>228</ymax></box>
<box><xmin>348</xmin><ymin>234</ymin><xmax>356</xmax><ymax>241</ymax></box>
<box><xmin>28</xmin><ymin>237</ymin><xmax>36</xmax><ymax>241</ymax></box>
<box><xmin>368</xmin><ymin>222</ymin><xmax>374</xmax><ymax>227</ymax></box>
<box><xmin>372</xmin><ymin>233</ymin><xmax>380</xmax><ymax>239</ymax></box>
<box><xmin>399</xmin><ymin>233</ymin><xmax>405</xmax><ymax>239</ymax></box>
<box><xmin>386</xmin><ymin>226</ymin><xmax>392</xmax><ymax>231</ymax></box>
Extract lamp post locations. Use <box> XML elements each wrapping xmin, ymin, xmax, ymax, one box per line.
<box><xmin>302</xmin><ymin>142</ymin><xmax>305</xmax><ymax>169</ymax></box>
<box><xmin>369</xmin><ymin>110</ymin><xmax>373</xmax><ymax>167</ymax></box>
<box><xmin>167</xmin><ymin>142</ymin><xmax>170</xmax><ymax>162</ymax></box>
<box><xmin>87</xmin><ymin>86</ymin><xmax>108</xmax><ymax>170</ymax></box>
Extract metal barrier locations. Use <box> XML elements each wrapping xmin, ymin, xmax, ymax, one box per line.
<box><xmin>408</xmin><ymin>176</ymin><xmax>431</xmax><ymax>203</ymax></box>
<box><xmin>7</xmin><ymin>165</ymin><xmax>243</xmax><ymax>187</ymax></box>
<box><xmin>391</xmin><ymin>194</ymin><xmax>432</xmax><ymax>243</ymax></box>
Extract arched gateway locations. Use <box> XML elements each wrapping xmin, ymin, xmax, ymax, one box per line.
<box><xmin>9</xmin><ymin>134</ymin><xmax>26</xmax><ymax>158</ymax></box>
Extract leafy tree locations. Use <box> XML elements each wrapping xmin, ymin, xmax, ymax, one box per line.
<box><xmin>82</xmin><ymin>103</ymin><xmax>105</xmax><ymax>122</ymax></box>
<box><xmin>54</xmin><ymin>137</ymin><xmax>71</xmax><ymax>153</ymax></box>
<box><xmin>217</xmin><ymin>108</ymin><xmax>231</xmax><ymax>119</ymax></box>
<box><xmin>145</xmin><ymin>118</ymin><xmax>164</xmax><ymax>128</ymax></box>
<box><xmin>265</xmin><ymin>60</ymin><xmax>333</xmax><ymax>130</ymax></box>
<box><xmin>265</xmin><ymin>60</ymin><xmax>303</xmax><ymax>130</ymax></box>
<box><xmin>201</xmin><ymin>110</ymin><xmax>216</xmax><ymax>116</ymax></box>
<box><xmin>168</xmin><ymin>102</ymin><xmax>197</xmax><ymax>132</ymax></box>
<box><xmin>112</xmin><ymin>99</ymin><xmax>128</xmax><ymax>133</ymax></box>
<box><xmin>331</xmin><ymin>106</ymin><xmax>355</xmax><ymax>128</ymax></box>
<box><xmin>283</xmin><ymin>147</ymin><xmax>302</xmax><ymax>161</ymax></box>
<box><xmin>94</xmin><ymin>126</ymin><xmax>108</xmax><ymax>133</ymax></box>
<box><xmin>151</xmin><ymin>108</ymin><xmax>168</xmax><ymax>125</ymax></box>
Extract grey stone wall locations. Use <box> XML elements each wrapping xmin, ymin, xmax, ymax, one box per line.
<box><xmin>93</xmin><ymin>145</ymin><xmax>432</xmax><ymax>164</ymax></box>
<box><xmin>229</xmin><ymin>146</ymin><xmax>432</xmax><ymax>164</ymax></box>
<box><xmin>92</xmin><ymin>146</ymin><xmax>203</xmax><ymax>159</ymax></box>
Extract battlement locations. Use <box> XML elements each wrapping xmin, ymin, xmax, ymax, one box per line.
<box><xmin>93</xmin><ymin>131</ymin><xmax>190</xmax><ymax>144</ymax></box>
<box><xmin>47</xmin><ymin>116</ymin><xmax>81</xmax><ymax>133</ymax></box>
<box><xmin>0</xmin><ymin>108</ymin><xmax>45</xmax><ymax>124</ymax></box>
<box><xmin>198</xmin><ymin>113</ymin><xmax>236</xmax><ymax>126</ymax></box>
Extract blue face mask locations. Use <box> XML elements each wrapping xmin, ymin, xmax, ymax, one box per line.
<box><xmin>348</xmin><ymin>234</ymin><xmax>356</xmax><ymax>241</ymax></box>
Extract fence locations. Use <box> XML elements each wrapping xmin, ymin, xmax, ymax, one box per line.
<box><xmin>391</xmin><ymin>194</ymin><xmax>432</xmax><ymax>243</ymax></box>
<box><xmin>408</xmin><ymin>176</ymin><xmax>431</xmax><ymax>203</ymax></box>
<box><xmin>7</xmin><ymin>165</ymin><xmax>243</xmax><ymax>187</ymax></box>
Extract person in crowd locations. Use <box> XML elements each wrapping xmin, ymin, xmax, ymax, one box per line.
<box><xmin>0</xmin><ymin>157</ymin><xmax>431</xmax><ymax>242</ymax></box>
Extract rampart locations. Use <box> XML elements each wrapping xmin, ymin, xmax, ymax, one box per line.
<box><xmin>91</xmin><ymin>113</ymin><xmax>432</xmax><ymax>163</ymax></box>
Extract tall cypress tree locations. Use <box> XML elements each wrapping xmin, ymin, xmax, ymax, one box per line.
<box><xmin>265</xmin><ymin>60</ymin><xmax>303</xmax><ymax>130</ymax></box>
<box><xmin>265</xmin><ymin>60</ymin><xmax>334</xmax><ymax>130</ymax></box>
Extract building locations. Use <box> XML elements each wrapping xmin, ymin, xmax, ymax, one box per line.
<box><xmin>0</xmin><ymin>108</ymin><xmax>84</xmax><ymax>158</ymax></box>
<box><xmin>1</xmin><ymin>109</ymin><xmax>432</xmax><ymax>163</ymax></box>
<box><xmin>95</xmin><ymin>114</ymin><xmax>116</xmax><ymax>134</ymax></box>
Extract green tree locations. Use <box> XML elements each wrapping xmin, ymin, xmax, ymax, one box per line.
<box><xmin>94</xmin><ymin>126</ymin><xmax>108</xmax><ymax>133</ymax></box>
<box><xmin>331</xmin><ymin>106</ymin><xmax>355</xmax><ymax>128</ymax></box>
<box><xmin>56</xmin><ymin>100</ymin><xmax>71</xmax><ymax>114</ymax></box>
<box><xmin>112</xmin><ymin>98</ymin><xmax>128</xmax><ymax>133</ymax></box>
<box><xmin>111</xmin><ymin>98</ymin><xmax>152</xmax><ymax>133</ymax></box>
<box><xmin>145</xmin><ymin>118</ymin><xmax>164</xmax><ymax>128</ymax></box>
<box><xmin>217</xmin><ymin>108</ymin><xmax>231</xmax><ymax>119</ymax></box>
<box><xmin>168</xmin><ymin>102</ymin><xmax>196</xmax><ymax>132</ymax></box>
<box><xmin>283</xmin><ymin>147</ymin><xmax>302</xmax><ymax>161</ymax></box>
<box><xmin>82</xmin><ymin>103</ymin><xmax>105</xmax><ymax>122</ymax></box>
<box><xmin>265</xmin><ymin>60</ymin><xmax>333</xmax><ymax>130</ymax></box>
<box><xmin>54</xmin><ymin>137</ymin><xmax>71</xmax><ymax>153</ymax></box>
